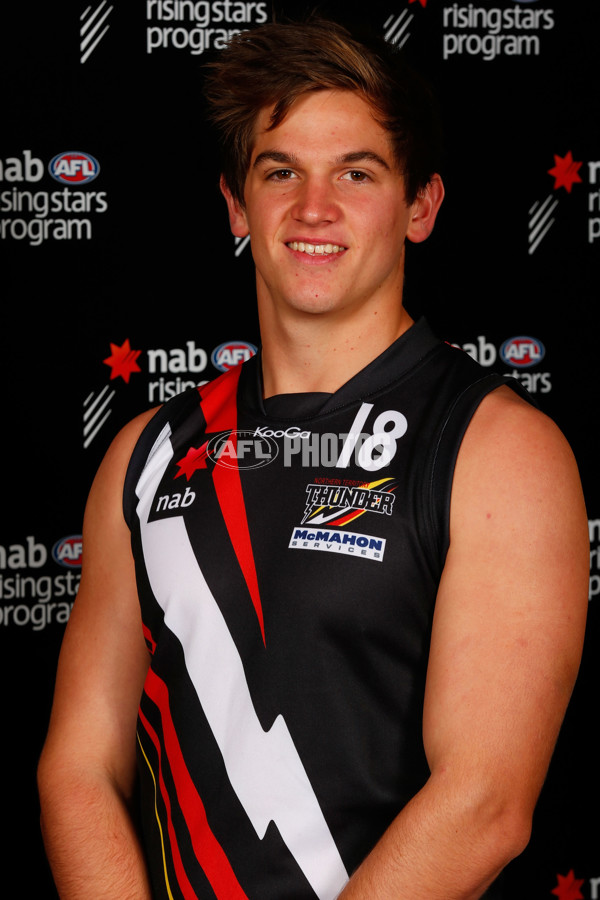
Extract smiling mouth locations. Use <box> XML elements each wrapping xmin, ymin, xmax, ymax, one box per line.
<box><xmin>287</xmin><ymin>241</ymin><xmax>346</xmax><ymax>256</ymax></box>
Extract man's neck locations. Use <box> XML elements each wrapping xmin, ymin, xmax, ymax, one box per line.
<box><xmin>259</xmin><ymin>304</ymin><xmax>414</xmax><ymax>398</ymax></box>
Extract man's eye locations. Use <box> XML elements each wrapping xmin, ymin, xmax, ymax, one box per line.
<box><xmin>269</xmin><ymin>169</ymin><xmax>295</xmax><ymax>181</ymax></box>
<box><xmin>341</xmin><ymin>171</ymin><xmax>369</xmax><ymax>182</ymax></box>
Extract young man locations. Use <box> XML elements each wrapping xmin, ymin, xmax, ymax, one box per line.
<box><xmin>37</xmin><ymin>19</ymin><xmax>589</xmax><ymax>900</ymax></box>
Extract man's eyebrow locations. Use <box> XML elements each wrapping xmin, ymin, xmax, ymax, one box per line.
<box><xmin>252</xmin><ymin>150</ymin><xmax>392</xmax><ymax>170</ymax></box>
<box><xmin>252</xmin><ymin>150</ymin><xmax>299</xmax><ymax>169</ymax></box>
<box><xmin>337</xmin><ymin>151</ymin><xmax>391</xmax><ymax>170</ymax></box>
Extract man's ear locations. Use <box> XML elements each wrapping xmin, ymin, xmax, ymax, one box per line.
<box><xmin>220</xmin><ymin>175</ymin><xmax>249</xmax><ymax>238</ymax></box>
<box><xmin>406</xmin><ymin>174</ymin><xmax>445</xmax><ymax>244</ymax></box>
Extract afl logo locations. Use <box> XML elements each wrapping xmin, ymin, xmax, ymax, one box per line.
<box><xmin>206</xmin><ymin>430</ymin><xmax>278</xmax><ymax>470</ymax></box>
<box><xmin>500</xmin><ymin>336</ymin><xmax>545</xmax><ymax>369</ymax></box>
<box><xmin>211</xmin><ymin>340</ymin><xmax>257</xmax><ymax>372</ymax></box>
<box><xmin>49</xmin><ymin>151</ymin><xmax>100</xmax><ymax>184</ymax></box>
<box><xmin>52</xmin><ymin>535</ymin><xmax>83</xmax><ymax>568</ymax></box>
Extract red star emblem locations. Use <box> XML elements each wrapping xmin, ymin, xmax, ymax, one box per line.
<box><xmin>552</xmin><ymin>870</ymin><xmax>585</xmax><ymax>900</ymax></box>
<box><xmin>409</xmin><ymin>0</ymin><xmax>427</xmax><ymax>6</ymax></box>
<box><xmin>175</xmin><ymin>443</ymin><xmax>210</xmax><ymax>480</ymax></box>
<box><xmin>548</xmin><ymin>151</ymin><xmax>583</xmax><ymax>193</ymax></box>
<box><xmin>103</xmin><ymin>339</ymin><xmax>142</xmax><ymax>383</ymax></box>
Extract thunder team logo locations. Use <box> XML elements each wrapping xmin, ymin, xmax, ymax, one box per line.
<box><xmin>302</xmin><ymin>478</ymin><xmax>397</xmax><ymax>527</ymax></box>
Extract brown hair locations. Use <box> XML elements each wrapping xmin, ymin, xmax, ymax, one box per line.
<box><xmin>203</xmin><ymin>18</ymin><xmax>443</xmax><ymax>206</ymax></box>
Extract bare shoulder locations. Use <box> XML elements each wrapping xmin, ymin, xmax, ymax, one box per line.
<box><xmin>449</xmin><ymin>383</ymin><xmax>589</xmax><ymax>607</ymax></box>
<box><xmin>92</xmin><ymin>405</ymin><xmax>161</xmax><ymax>486</ymax></box>
<box><xmin>77</xmin><ymin>404</ymin><xmax>163</xmax><ymax>604</ymax></box>
<box><xmin>64</xmin><ymin>403</ymin><xmax>163</xmax><ymax>658</ymax></box>
<box><xmin>453</xmin><ymin>384</ymin><xmax>585</xmax><ymax>517</ymax></box>
<box><xmin>82</xmin><ymin>405</ymin><xmax>161</xmax><ymax>525</ymax></box>
<box><xmin>463</xmin><ymin>382</ymin><xmax>571</xmax><ymax>454</ymax></box>
<box><xmin>442</xmin><ymin>382</ymin><xmax>589</xmax><ymax>675</ymax></box>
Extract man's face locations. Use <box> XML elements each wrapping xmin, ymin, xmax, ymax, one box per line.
<box><xmin>222</xmin><ymin>89</ymin><xmax>437</xmax><ymax>322</ymax></box>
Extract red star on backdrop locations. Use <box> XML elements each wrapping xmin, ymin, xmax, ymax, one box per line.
<box><xmin>551</xmin><ymin>870</ymin><xmax>585</xmax><ymax>900</ymax></box>
<box><xmin>103</xmin><ymin>339</ymin><xmax>142</xmax><ymax>383</ymax></box>
<box><xmin>409</xmin><ymin>0</ymin><xmax>427</xmax><ymax>6</ymax></box>
<box><xmin>548</xmin><ymin>151</ymin><xmax>583</xmax><ymax>193</ymax></box>
<box><xmin>175</xmin><ymin>443</ymin><xmax>210</xmax><ymax>480</ymax></box>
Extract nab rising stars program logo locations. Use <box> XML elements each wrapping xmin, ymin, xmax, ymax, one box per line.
<box><xmin>528</xmin><ymin>150</ymin><xmax>584</xmax><ymax>254</ymax></box>
<box><xmin>383</xmin><ymin>0</ymin><xmax>427</xmax><ymax>50</ymax></box>
<box><xmin>80</xmin><ymin>2</ymin><xmax>114</xmax><ymax>64</ymax></box>
<box><xmin>84</xmin><ymin>337</ymin><xmax>255</xmax><ymax>449</ymax></box>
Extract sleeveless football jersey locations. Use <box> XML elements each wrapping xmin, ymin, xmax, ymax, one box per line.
<box><xmin>124</xmin><ymin>318</ymin><xmax>530</xmax><ymax>900</ymax></box>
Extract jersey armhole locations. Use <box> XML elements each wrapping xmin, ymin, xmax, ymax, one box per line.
<box><xmin>122</xmin><ymin>388</ymin><xmax>201</xmax><ymax>530</ymax></box>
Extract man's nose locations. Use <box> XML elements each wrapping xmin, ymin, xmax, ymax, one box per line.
<box><xmin>291</xmin><ymin>177</ymin><xmax>340</xmax><ymax>226</ymax></box>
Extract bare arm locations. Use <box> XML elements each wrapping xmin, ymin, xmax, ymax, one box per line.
<box><xmin>339</xmin><ymin>388</ymin><xmax>589</xmax><ymax>899</ymax></box>
<box><xmin>37</xmin><ymin>409</ymin><xmax>158</xmax><ymax>899</ymax></box>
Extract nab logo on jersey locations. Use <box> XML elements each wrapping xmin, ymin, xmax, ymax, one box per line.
<box><xmin>52</xmin><ymin>535</ymin><xmax>83</xmax><ymax>568</ymax></box>
<box><xmin>49</xmin><ymin>152</ymin><xmax>100</xmax><ymax>184</ymax></box>
<box><xmin>500</xmin><ymin>336</ymin><xmax>545</xmax><ymax>369</ymax></box>
<box><xmin>211</xmin><ymin>341</ymin><xmax>257</xmax><ymax>372</ymax></box>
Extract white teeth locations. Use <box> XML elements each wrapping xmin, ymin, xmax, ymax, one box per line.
<box><xmin>287</xmin><ymin>241</ymin><xmax>345</xmax><ymax>255</ymax></box>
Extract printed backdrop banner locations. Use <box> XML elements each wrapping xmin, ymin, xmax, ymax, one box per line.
<box><xmin>1</xmin><ymin>1</ymin><xmax>598</xmax><ymax>896</ymax></box>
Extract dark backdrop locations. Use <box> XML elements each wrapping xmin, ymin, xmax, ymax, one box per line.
<box><xmin>1</xmin><ymin>1</ymin><xmax>598</xmax><ymax>896</ymax></box>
